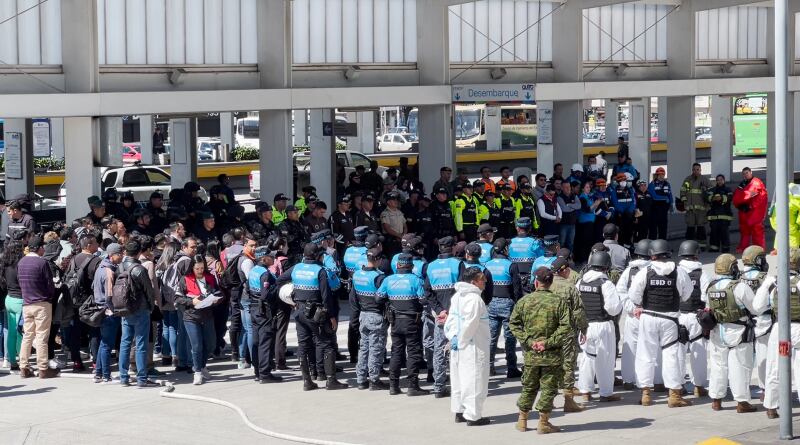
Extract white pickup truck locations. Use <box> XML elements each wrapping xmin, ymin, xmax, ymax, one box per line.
<box><xmin>249</xmin><ymin>150</ymin><xmax>385</xmax><ymax>199</ymax></box>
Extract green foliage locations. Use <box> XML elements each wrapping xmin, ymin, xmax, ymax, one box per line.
<box><xmin>231</xmin><ymin>145</ymin><xmax>260</xmax><ymax>161</ymax></box>
<box><xmin>32</xmin><ymin>156</ymin><xmax>65</xmax><ymax>171</ymax></box>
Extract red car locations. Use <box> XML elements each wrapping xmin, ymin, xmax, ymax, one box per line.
<box><xmin>122</xmin><ymin>143</ymin><xmax>142</xmax><ymax>164</ymax></box>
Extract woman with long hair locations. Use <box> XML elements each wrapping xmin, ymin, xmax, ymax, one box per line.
<box><xmin>175</xmin><ymin>255</ymin><xmax>220</xmax><ymax>385</ymax></box>
<box><xmin>575</xmin><ymin>179</ymin><xmax>602</xmax><ymax>263</ymax></box>
<box><xmin>155</xmin><ymin>243</ymin><xmax>180</xmax><ymax>366</ymax></box>
<box><xmin>205</xmin><ymin>240</ymin><xmax>228</xmax><ymax>357</ymax></box>
<box><xmin>1</xmin><ymin>241</ymin><xmax>25</xmax><ymax>369</ymax></box>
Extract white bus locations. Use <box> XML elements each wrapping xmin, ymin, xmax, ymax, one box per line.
<box><xmin>407</xmin><ymin>104</ymin><xmax>537</xmax><ymax>148</ymax></box>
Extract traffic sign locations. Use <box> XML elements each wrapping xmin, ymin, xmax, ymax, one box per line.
<box><xmin>322</xmin><ymin>121</ymin><xmax>358</xmax><ymax>137</ymax></box>
<box><xmin>452</xmin><ymin>84</ymin><xmax>535</xmax><ymax>104</ymax></box>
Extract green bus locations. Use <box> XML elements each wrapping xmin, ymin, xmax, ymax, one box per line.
<box><xmin>732</xmin><ymin>93</ymin><xmax>767</xmax><ymax>156</ymax></box>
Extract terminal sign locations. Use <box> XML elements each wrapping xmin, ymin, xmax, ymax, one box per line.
<box><xmin>452</xmin><ymin>84</ymin><xmax>535</xmax><ymax>104</ymax></box>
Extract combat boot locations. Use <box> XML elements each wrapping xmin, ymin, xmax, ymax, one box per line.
<box><xmin>667</xmin><ymin>389</ymin><xmax>692</xmax><ymax>408</ymax></box>
<box><xmin>506</xmin><ymin>367</ymin><xmax>522</xmax><ymax>379</ymax></box>
<box><xmin>369</xmin><ymin>379</ymin><xmax>389</xmax><ymax>390</ymax></box>
<box><xmin>766</xmin><ymin>408</ymin><xmax>779</xmax><ymax>419</ymax></box>
<box><xmin>711</xmin><ymin>399</ymin><xmax>722</xmax><ymax>411</ymax></box>
<box><xmin>389</xmin><ymin>379</ymin><xmax>402</xmax><ymax>395</ymax></box>
<box><xmin>640</xmin><ymin>387</ymin><xmax>653</xmax><ymax>406</ymax></box>
<box><xmin>536</xmin><ymin>411</ymin><xmax>561</xmax><ymax>434</ymax></box>
<box><xmin>515</xmin><ymin>410</ymin><xmax>528</xmax><ymax>432</ymax></box>
<box><xmin>299</xmin><ymin>359</ymin><xmax>318</xmax><ymax>391</ymax></box>
<box><xmin>562</xmin><ymin>389</ymin><xmax>585</xmax><ymax>413</ymax></box>
<box><xmin>406</xmin><ymin>377</ymin><xmax>430</xmax><ymax>397</ymax></box>
<box><xmin>694</xmin><ymin>386</ymin><xmax>708</xmax><ymax>397</ymax></box>
<box><xmin>736</xmin><ymin>401</ymin><xmax>757</xmax><ymax>413</ymax></box>
<box><xmin>324</xmin><ymin>354</ymin><xmax>348</xmax><ymax>390</ymax></box>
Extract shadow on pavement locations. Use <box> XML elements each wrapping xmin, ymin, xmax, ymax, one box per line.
<box><xmin>0</xmin><ymin>386</ymin><xmax>56</xmax><ymax>398</ymax></box>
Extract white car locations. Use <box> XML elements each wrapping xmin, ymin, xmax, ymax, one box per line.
<box><xmin>58</xmin><ymin>165</ymin><xmax>207</xmax><ymax>205</ymax></box>
<box><xmin>378</xmin><ymin>133</ymin><xmax>418</xmax><ymax>152</ymax></box>
<box><xmin>582</xmin><ymin>131</ymin><xmax>605</xmax><ymax>144</ymax></box>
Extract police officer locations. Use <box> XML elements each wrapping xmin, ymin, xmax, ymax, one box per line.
<box><xmin>532</xmin><ymin>235</ymin><xmax>559</xmax><ymax>271</ymax></box>
<box><xmin>576</xmin><ymin>251</ymin><xmax>623</xmax><ymax>402</ymax></box>
<box><xmin>102</xmin><ymin>188</ymin><xmax>125</xmax><ymax>219</ymax></box>
<box><xmin>278</xmin><ymin>205</ymin><xmax>308</xmax><ymax>264</ymax></box>
<box><xmin>296</xmin><ymin>185</ymin><xmax>317</xmax><ymax>215</ymax></box>
<box><xmin>610</xmin><ymin>173</ymin><xmax>637</xmax><ymax>248</ymax></box>
<box><xmin>431</xmin><ymin>187</ymin><xmax>457</xmax><ymax>243</ymax></box>
<box><xmin>516</xmin><ymin>182</ymin><xmax>538</xmax><ymax>224</ymax></box>
<box><xmin>350</xmin><ymin>248</ymin><xmax>389</xmax><ymax>390</ymax></box>
<box><xmin>508</xmin><ymin>217</ymin><xmax>544</xmax><ymax>292</ymax></box>
<box><xmin>497</xmin><ymin>185</ymin><xmax>518</xmax><ymax>239</ymax></box>
<box><xmin>277</xmin><ymin>243</ymin><xmax>347</xmax><ymax>391</ymax></box>
<box><xmin>86</xmin><ymin>196</ymin><xmax>107</xmax><ymax>225</ymax></box>
<box><xmin>739</xmin><ymin>246</ymin><xmax>774</xmax><ymax>394</ymax></box>
<box><xmin>549</xmin><ymin>256</ymin><xmax>588</xmax><ymax>413</ymax></box>
<box><xmin>329</xmin><ymin>195</ymin><xmax>355</xmax><ymax>257</ymax></box>
<box><xmin>707</xmin><ymin>254</ymin><xmax>759</xmax><ymax>413</ymax></box>
<box><xmin>676</xmin><ymin>240</ymin><xmax>710</xmax><ymax>397</ymax></box>
<box><xmin>247</xmin><ymin>246</ymin><xmax>283</xmax><ymax>383</ymax></box>
<box><xmin>461</xmin><ymin>243</ymin><xmax>493</xmax><ymax>305</ymax></box>
<box><xmin>343</xmin><ymin>226</ymin><xmax>370</xmax><ymax>365</ymax></box>
<box><xmin>377</xmin><ymin>254</ymin><xmax>430</xmax><ymax>396</ymax></box>
<box><xmin>272</xmin><ymin>193</ymin><xmax>290</xmax><ymax>226</ymax></box>
<box><xmin>475</xmin><ymin>223</ymin><xmax>496</xmax><ymax>264</ymax></box>
<box><xmin>484</xmin><ymin>238</ymin><xmax>523</xmax><ymax>378</ymax></box>
<box><xmin>425</xmin><ymin>237</ymin><xmax>465</xmax><ymax>397</ymax></box>
<box><xmin>627</xmin><ymin>239</ymin><xmax>694</xmax><ymax>407</ymax></box>
<box><xmin>246</xmin><ymin>204</ymin><xmax>276</xmax><ymax>243</ymax></box>
<box><xmin>315</xmin><ymin>229</ymin><xmax>348</xmax><ymax>363</ymax></box>
<box><xmin>616</xmin><ymin>239</ymin><xmax>651</xmax><ymax>389</ymax></box>
<box><xmin>453</xmin><ymin>183</ymin><xmax>480</xmax><ymax>243</ymax></box>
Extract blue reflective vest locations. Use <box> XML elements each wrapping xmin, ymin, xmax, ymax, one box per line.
<box><xmin>477</xmin><ymin>241</ymin><xmax>493</xmax><ymax>264</ymax></box>
<box><xmin>427</xmin><ymin>257</ymin><xmax>462</xmax><ymax>291</ymax></box>
<box><xmin>531</xmin><ymin>255</ymin><xmax>557</xmax><ymax>272</ymax></box>
<box><xmin>352</xmin><ymin>267</ymin><xmax>383</xmax><ymax>313</ymax></box>
<box><xmin>247</xmin><ymin>265</ymin><xmax>269</xmax><ymax>299</ymax></box>
<box><xmin>391</xmin><ymin>253</ymin><xmax>426</xmax><ymax>278</ymax></box>
<box><xmin>323</xmin><ymin>253</ymin><xmax>342</xmax><ymax>291</ymax></box>
<box><xmin>485</xmin><ymin>258</ymin><xmax>513</xmax><ymax>287</ymax></box>
<box><xmin>509</xmin><ymin>236</ymin><xmax>543</xmax><ymax>273</ymax></box>
<box><xmin>378</xmin><ymin>273</ymin><xmax>425</xmax><ymax>314</ymax></box>
<box><xmin>291</xmin><ymin>262</ymin><xmax>323</xmax><ymax>302</ymax></box>
<box><xmin>343</xmin><ymin>245</ymin><xmax>367</xmax><ymax>273</ymax></box>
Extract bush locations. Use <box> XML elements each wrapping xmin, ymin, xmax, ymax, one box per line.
<box><xmin>232</xmin><ymin>145</ymin><xmax>259</xmax><ymax>161</ymax></box>
<box><xmin>33</xmin><ymin>156</ymin><xmax>65</xmax><ymax>171</ymax></box>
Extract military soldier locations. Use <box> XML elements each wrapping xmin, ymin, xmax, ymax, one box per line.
<box><xmin>549</xmin><ymin>256</ymin><xmax>589</xmax><ymax>413</ymax></box>
<box><xmin>485</xmin><ymin>238</ymin><xmax>523</xmax><ymax>377</ymax></box>
<box><xmin>707</xmin><ymin>254</ymin><xmax>760</xmax><ymax>413</ymax></box>
<box><xmin>576</xmin><ymin>251</ymin><xmax>623</xmax><ymax>402</ymax></box>
<box><xmin>509</xmin><ymin>267</ymin><xmax>572</xmax><ymax>434</ymax></box>
<box><xmin>377</xmin><ymin>254</ymin><xmax>430</xmax><ymax>396</ymax></box>
<box><xmin>676</xmin><ymin>240</ymin><xmax>710</xmax><ymax>397</ymax></box>
<box><xmin>679</xmin><ymin>163</ymin><xmax>711</xmax><ymax>249</ymax></box>
<box><xmin>350</xmin><ymin>249</ymin><xmax>389</xmax><ymax>390</ymax></box>
<box><xmin>740</xmin><ymin>245</ymin><xmax>774</xmax><ymax>395</ymax></box>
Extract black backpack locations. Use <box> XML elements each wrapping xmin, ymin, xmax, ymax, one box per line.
<box><xmin>218</xmin><ymin>254</ymin><xmax>243</xmax><ymax>290</ymax></box>
<box><xmin>111</xmin><ymin>263</ymin><xmax>144</xmax><ymax>316</ymax></box>
<box><xmin>66</xmin><ymin>255</ymin><xmax>101</xmax><ymax>309</ymax></box>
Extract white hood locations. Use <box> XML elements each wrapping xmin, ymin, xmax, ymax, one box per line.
<box><xmin>629</xmin><ymin>259</ymin><xmax>650</xmax><ymax>268</ymax></box>
<box><xmin>679</xmin><ymin>260</ymin><xmax>703</xmax><ymax>273</ymax></box>
<box><xmin>582</xmin><ymin>270</ymin><xmax>608</xmax><ymax>282</ymax></box>
<box><xmin>649</xmin><ymin>260</ymin><xmax>676</xmax><ymax>275</ymax></box>
<box><xmin>454</xmin><ymin>281</ymin><xmax>482</xmax><ymax>297</ymax></box>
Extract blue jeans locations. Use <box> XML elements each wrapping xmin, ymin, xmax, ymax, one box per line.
<box><xmin>176</xmin><ymin>311</ymin><xmax>191</xmax><ymax>366</ymax></box>
<box><xmin>119</xmin><ymin>309</ymin><xmax>150</xmax><ymax>385</ymax></box>
<box><xmin>432</xmin><ymin>323</ymin><xmax>449</xmax><ymax>392</ymax></box>
<box><xmin>161</xmin><ymin>310</ymin><xmax>179</xmax><ymax>358</ymax></box>
<box><xmin>488</xmin><ymin>297</ymin><xmax>518</xmax><ymax>369</ymax></box>
<box><xmin>559</xmin><ymin>224</ymin><xmax>576</xmax><ymax>252</ymax></box>
<box><xmin>184</xmin><ymin>318</ymin><xmax>216</xmax><ymax>372</ymax></box>
<box><xmin>96</xmin><ymin>315</ymin><xmax>119</xmax><ymax>379</ymax></box>
<box><xmin>356</xmin><ymin>312</ymin><xmax>388</xmax><ymax>383</ymax></box>
<box><xmin>239</xmin><ymin>299</ymin><xmax>254</xmax><ymax>361</ymax></box>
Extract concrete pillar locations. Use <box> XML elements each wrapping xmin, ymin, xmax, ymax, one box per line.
<box><xmin>99</xmin><ymin>117</ymin><xmax>123</xmax><ymax>167</ymax></box>
<box><xmin>139</xmin><ymin>115</ymin><xmax>154</xmax><ymax>164</ymax></box>
<box><xmin>51</xmin><ymin>118</ymin><xmax>65</xmax><ymax>160</ymax></box>
<box><xmin>3</xmin><ymin>119</ymin><xmax>34</xmax><ymax>200</ymax></box>
<box><xmin>536</xmin><ymin>101</ymin><xmax>554</xmax><ymax>177</ymax></box>
<box><xmin>657</xmin><ymin>97</ymin><xmax>668</xmax><ymax>142</ymax></box>
<box><xmin>310</xmin><ymin>109</ymin><xmax>337</xmax><ymax>208</ymax></box>
<box><xmin>485</xmin><ymin>106</ymin><xmax>502</xmax><ymax>152</ymax></box>
<box><xmin>219</xmin><ymin>112</ymin><xmax>234</xmax><ymax>159</ymax></box>
<box><xmin>605</xmin><ymin>101</ymin><xmax>619</xmax><ymax>144</ymax></box>
<box><xmin>666</xmin><ymin>97</ymin><xmax>695</xmax><ymax>181</ymax></box>
<box><xmin>169</xmin><ymin>118</ymin><xmax>198</xmax><ymax>189</ymax></box>
<box><xmin>710</xmin><ymin>95</ymin><xmax>732</xmax><ymax>181</ymax></box>
<box><xmin>347</xmin><ymin>112</ymin><xmax>376</xmax><ymax>154</ymax></box>
<box><xmin>553</xmin><ymin>101</ymin><xmax>584</xmax><ymax>169</ymax></box>
<box><xmin>550</xmin><ymin>1</ymin><xmax>583</xmax><ymax>174</ymax></box>
<box><xmin>260</xmin><ymin>110</ymin><xmax>295</xmax><ymax>200</ymax></box>
<box><xmin>61</xmin><ymin>0</ymin><xmax>98</xmax><ymax>94</ymax></box>
<box><xmin>628</xmin><ymin>98</ymin><xmax>651</xmax><ymax>178</ymax></box>
<box><xmin>64</xmin><ymin>117</ymin><xmax>100</xmax><ymax>222</ymax></box>
<box><xmin>293</xmin><ymin>110</ymin><xmax>308</xmax><ymax>147</ymax></box>
<box><xmin>418</xmin><ymin>106</ymin><xmax>455</xmax><ymax>187</ymax></box>
<box><xmin>794</xmin><ymin>92</ymin><xmax>800</xmax><ymax>173</ymax></box>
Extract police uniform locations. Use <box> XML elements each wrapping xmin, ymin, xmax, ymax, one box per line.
<box><xmin>431</xmin><ymin>197</ymin><xmax>457</xmax><ymax>241</ymax></box>
<box><xmin>508</xmin><ymin>218</ymin><xmax>544</xmax><ymax>290</ymax></box>
<box><xmin>246</xmin><ymin>256</ymin><xmax>281</xmax><ymax>381</ymax></box>
<box><xmin>343</xmin><ymin>227</ymin><xmax>370</xmax><ymax>364</ymax></box>
<box><xmin>497</xmin><ymin>193</ymin><xmax>518</xmax><ymax>240</ymax></box>
<box><xmin>350</xmin><ymin>264</ymin><xmax>387</xmax><ymax>388</ymax></box>
<box><xmin>484</xmin><ymin>251</ymin><xmax>523</xmax><ymax>376</ymax></box>
<box><xmin>452</xmin><ymin>191</ymin><xmax>480</xmax><ymax>242</ymax></box>
<box><xmin>377</xmin><ymin>259</ymin><xmax>430</xmax><ymax>395</ymax></box>
<box><xmin>424</xmin><ymin>240</ymin><xmax>464</xmax><ymax>395</ymax></box>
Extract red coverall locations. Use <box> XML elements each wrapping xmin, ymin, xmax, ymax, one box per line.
<box><xmin>733</xmin><ymin>177</ymin><xmax>768</xmax><ymax>251</ymax></box>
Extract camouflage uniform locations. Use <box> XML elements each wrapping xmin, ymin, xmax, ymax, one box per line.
<box><xmin>550</xmin><ymin>275</ymin><xmax>588</xmax><ymax>389</ymax></box>
<box><xmin>509</xmin><ymin>288</ymin><xmax>572</xmax><ymax>413</ymax></box>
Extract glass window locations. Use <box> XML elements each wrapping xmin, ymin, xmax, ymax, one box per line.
<box><xmin>122</xmin><ymin>169</ymin><xmax>148</xmax><ymax>187</ymax></box>
<box><xmin>102</xmin><ymin>172</ymin><xmax>118</xmax><ymax>189</ymax></box>
<box><xmin>383</xmin><ymin>135</ymin><xmax>392</xmax><ymax>142</ymax></box>
<box><xmin>243</xmin><ymin>121</ymin><xmax>259</xmax><ymax>138</ymax></box>
<box><xmin>337</xmin><ymin>153</ymin><xmax>348</xmax><ymax>167</ymax></box>
<box><xmin>146</xmin><ymin>169</ymin><xmax>171</xmax><ymax>186</ymax></box>
<box><xmin>393</xmin><ymin>135</ymin><xmax>404</xmax><ymax>143</ymax></box>
<box><xmin>351</xmin><ymin>153</ymin><xmax>371</xmax><ymax>169</ymax></box>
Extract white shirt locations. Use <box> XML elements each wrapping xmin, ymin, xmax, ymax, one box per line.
<box><xmin>536</xmin><ymin>197</ymin><xmax>562</xmax><ymax>221</ymax></box>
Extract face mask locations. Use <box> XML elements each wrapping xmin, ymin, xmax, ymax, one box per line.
<box><xmin>619</xmin><ymin>181</ymin><xmax>627</xmax><ymax>188</ymax></box>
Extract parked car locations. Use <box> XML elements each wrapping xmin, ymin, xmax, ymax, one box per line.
<box><xmin>582</xmin><ymin>131</ymin><xmax>604</xmax><ymax>144</ymax></box>
<box><xmin>378</xmin><ymin>133</ymin><xmax>419</xmax><ymax>152</ymax></box>
<box><xmin>695</xmin><ymin>126</ymin><xmax>712</xmax><ymax>141</ymax></box>
<box><xmin>249</xmin><ymin>150</ymin><xmax>385</xmax><ymax>199</ymax></box>
<box><xmin>58</xmin><ymin>165</ymin><xmax>207</xmax><ymax>205</ymax></box>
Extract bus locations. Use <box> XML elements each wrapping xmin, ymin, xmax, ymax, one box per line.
<box><xmin>407</xmin><ymin>104</ymin><xmax>537</xmax><ymax>148</ymax></box>
<box><xmin>732</xmin><ymin>93</ymin><xmax>767</xmax><ymax>156</ymax></box>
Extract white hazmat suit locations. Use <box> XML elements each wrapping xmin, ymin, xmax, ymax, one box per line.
<box><xmin>616</xmin><ymin>259</ymin><xmax>650</xmax><ymax>386</ymax></box>
<box><xmin>444</xmin><ymin>282</ymin><xmax>491</xmax><ymax>422</ymax></box>
<box><xmin>577</xmin><ymin>270</ymin><xmax>623</xmax><ymax>398</ymax></box>
<box><xmin>676</xmin><ymin>259</ymin><xmax>710</xmax><ymax>390</ymax></box>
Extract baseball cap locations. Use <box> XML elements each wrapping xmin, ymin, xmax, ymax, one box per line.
<box><xmin>534</xmin><ymin>267</ymin><xmax>554</xmax><ymax>283</ymax></box>
<box><xmin>362</xmin><ymin>194</ymin><xmax>375</xmax><ymax>202</ymax></box>
<box><xmin>472</xmin><ymin>180</ymin><xmax>485</xmax><ymax>188</ymax></box>
<box><xmin>571</xmin><ymin>163</ymin><xmax>584</xmax><ymax>172</ymax></box>
<box><xmin>184</xmin><ymin>182</ymin><xmax>201</xmax><ymax>192</ymax></box>
<box><xmin>286</xmin><ymin>205</ymin><xmax>299</xmax><ymax>212</ymax></box>
<box><xmin>254</xmin><ymin>246</ymin><xmax>272</xmax><ymax>259</ymax></box>
<box><xmin>543</xmin><ymin>235</ymin><xmax>559</xmax><ymax>246</ymax></box>
<box><xmin>150</xmin><ymin>191</ymin><xmax>163</xmax><ymax>200</ymax></box>
<box><xmin>200</xmin><ymin>211</ymin><xmax>215</xmax><ymax>221</ymax></box>
<box><xmin>311</xmin><ymin>229</ymin><xmax>333</xmax><ymax>244</ymax></box>
<box><xmin>595</xmin><ymin>178</ymin><xmax>607</xmax><ymax>186</ymax></box>
<box><xmin>521</xmin><ymin>182</ymin><xmax>532</xmax><ymax>190</ymax></box>
<box><xmin>274</xmin><ymin>193</ymin><xmax>289</xmax><ymax>202</ymax></box>
<box><xmin>105</xmin><ymin>243</ymin><xmax>122</xmax><ymax>256</ymax></box>
<box><xmin>338</xmin><ymin>195</ymin><xmax>351</xmax><ymax>204</ymax></box>
<box><xmin>515</xmin><ymin>217</ymin><xmax>532</xmax><ymax>229</ymax></box>
<box><xmin>465</xmin><ymin>243</ymin><xmax>482</xmax><ymax>258</ymax></box>
<box><xmin>435</xmin><ymin>187</ymin><xmax>448</xmax><ymax>195</ymax></box>
<box><xmin>354</xmin><ymin>226</ymin><xmax>369</xmax><ymax>240</ymax></box>
<box><xmin>396</xmin><ymin>253</ymin><xmax>414</xmax><ymax>268</ymax></box>
<box><xmin>386</xmin><ymin>192</ymin><xmax>400</xmax><ymax>201</ymax></box>
<box><xmin>550</xmin><ymin>257</ymin><xmax>570</xmax><ymax>273</ymax></box>
<box><xmin>365</xmin><ymin>234</ymin><xmax>384</xmax><ymax>248</ymax></box>
<box><xmin>257</xmin><ymin>202</ymin><xmax>274</xmax><ymax>213</ymax></box>
<box><xmin>478</xmin><ymin>223</ymin><xmax>496</xmax><ymax>234</ymax></box>
<box><xmin>655</xmin><ymin>167</ymin><xmax>666</xmax><ymax>174</ymax></box>
<box><xmin>438</xmin><ymin>236</ymin><xmax>455</xmax><ymax>248</ymax></box>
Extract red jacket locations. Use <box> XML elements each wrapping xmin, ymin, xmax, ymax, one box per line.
<box><xmin>733</xmin><ymin>177</ymin><xmax>768</xmax><ymax>225</ymax></box>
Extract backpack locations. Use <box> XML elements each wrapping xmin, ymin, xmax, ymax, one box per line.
<box><xmin>66</xmin><ymin>255</ymin><xmax>101</xmax><ymax>309</ymax></box>
<box><xmin>218</xmin><ymin>254</ymin><xmax>243</xmax><ymax>291</ymax></box>
<box><xmin>111</xmin><ymin>263</ymin><xmax>144</xmax><ymax>316</ymax></box>
<box><xmin>160</xmin><ymin>256</ymin><xmax>189</xmax><ymax>307</ymax></box>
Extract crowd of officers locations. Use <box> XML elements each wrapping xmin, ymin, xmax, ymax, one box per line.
<box><xmin>0</xmin><ymin>158</ymin><xmax>788</xmax><ymax>434</ymax></box>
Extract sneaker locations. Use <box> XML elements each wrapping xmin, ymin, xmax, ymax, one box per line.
<box><xmin>101</xmin><ymin>377</ymin><xmax>113</xmax><ymax>385</ymax></box>
<box><xmin>193</xmin><ymin>372</ymin><xmax>204</xmax><ymax>385</ymax></box>
<box><xmin>10</xmin><ymin>363</ymin><xmax>20</xmax><ymax>371</ymax></box>
<box><xmin>1</xmin><ymin>360</ymin><xmax>9</xmax><ymax>369</ymax></box>
<box><xmin>201</xmin><ymin>367</ymin><xmax>212</xmax><ymax>379</ymax></box>
<box><xmin>147</xmin><ymin>368</ymin><xmax>164</xmax><ymax>377</ymax></box>
<box><xmin>137</xmin><ymin>380</ymin><xmax>161</xmax><ymax>388</ymax></box>
<box><xmin>49</xmin><ymin>358</ymin><xmax>66</xmax><ymax>369</ymax></box>
<box><xmin>120</xmin><ymin>379</ymin><xmax>131</xmax><ymax>387</ymax></box>
<box><xmin>93</xmin><ymin>375</ymin><xmax>103</xmax><ymax>384</ymax></box>
<box><xmin>153</xmin><ymin>353</ymin><xmax>163</xmax><ymax>361</ymax></box>
<box><xmin>237</xmin><ymin>360</ymin><xmax>250</xmax><ymax>370</ymax></box>
<box><xmin>72</xmin><ymin>362</ymin><xmax>86</xmax><ymax>373</ymax></box>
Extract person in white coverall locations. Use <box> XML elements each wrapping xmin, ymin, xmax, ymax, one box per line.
<box><xmin>627</xmin><ymin>239</ymin><xmax>694</xmax><ymax>407</ymax></box>
<box><xmin>616</xmin><ymin>239</ymin><xmax>651</xmax><ymax>389</ymax></box>
<box><xmin>444</xmin><ymin>268</ymin><xmax>491</xmax><ymax>426</ymax></box>
<box><xmin>759</xmin><ymin>247</ymin><xmax>800</xmax><ymax>420</ymax></box>
<box><xmin>676</xmin><ymin>240</ymin><xmax>710</xmax><ymax>396</ymax></box>
<box><xmin>706</xmin><ymin>254</ymin><xmax>759</xmax><ymax>413</ymax></box>
<box><xmin>576</xmin><ymin>251</ymin><xmax>623</xmax><ymax>401</ymax></box>
<box><xmin>738</xmin><ymin>245</ymin><xmax>774</xmax><ymax>395</ymax></box>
